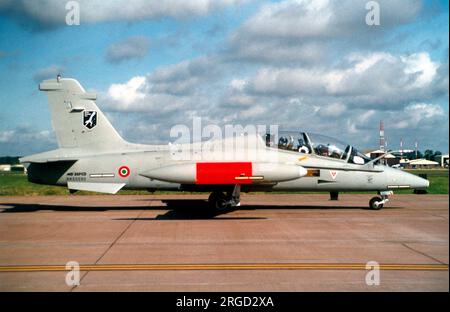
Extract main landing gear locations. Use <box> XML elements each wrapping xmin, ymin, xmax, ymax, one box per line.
<box><xmin>369</xmin><ymin>191</ymin><xmax>393</xmax><ymax>210</ymax></box>
<box><xmin>208</xmin><ymin>185</ymin><xmax>241</xmax><ymax>213</ymax></box>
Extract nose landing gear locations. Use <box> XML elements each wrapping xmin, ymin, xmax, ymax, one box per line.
<box><xmin>208</xmin><ymin>185</ymin><xmax>241</xmax><ymax>213</ymax></box>
<box><xmin>369</xmin><ymin>191</ymin><xmax>393</xmax><ymax>210</ymax></box>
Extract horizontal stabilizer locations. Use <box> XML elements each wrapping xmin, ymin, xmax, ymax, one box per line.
<box><xmin>20</xmin><ymin>157</ymin><xmax>78</xmax><ymax>164</ymax></box>
<box><xmin>20</xmin><ymin>149</ymin><xmax>81</xmax><ymax>164</ymax></box>
<box><xmin>39</xmin><ymin>81</ymin><xmax>62</xmax><ymax>91</ymax></box>
<box><xmin>67</xmin><ymin>182</ymin><xmax>125</xmax><ymax>194</ymax></box>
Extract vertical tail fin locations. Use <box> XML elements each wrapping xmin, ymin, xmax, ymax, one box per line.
<box><xmin>39</xmin><ymin>77</ymin><xmax>126</xmax><ymax>150</ymax></box>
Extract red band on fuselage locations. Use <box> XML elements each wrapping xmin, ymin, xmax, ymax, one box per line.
<box><xmin>196</xmin><ymin>162</ymin><xmax>252</xmax><ymax>185</ymax></box>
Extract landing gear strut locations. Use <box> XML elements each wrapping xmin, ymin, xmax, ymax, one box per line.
<box><xmin>369</xmin><ymin>191</ymin><xmax>392</xmax><ymax>210</ymax></box>
<box><xmin>329</xmin><ymin>191</ymin><xmax>339</xmax><ymax>201</ymax></box>
<box><xmin>208</xmin><ymin>185</ymin><xmax>241</xmax><ymax>213</ymax></box>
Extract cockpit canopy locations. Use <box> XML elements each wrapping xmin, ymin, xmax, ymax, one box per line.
<box><xmin>265</xmin><ymin>131</ymin><xmax>371</xmax><ymax>165</ymax></box>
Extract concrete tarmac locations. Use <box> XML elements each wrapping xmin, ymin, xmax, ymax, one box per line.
<box><xmin>0</xmin><ymin>194</ymin><xmax>447</xmax><ymax>291</ymax></box>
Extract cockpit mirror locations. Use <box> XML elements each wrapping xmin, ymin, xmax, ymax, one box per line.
<box><xmin>353</xmin><ymin>155</ymin><xmax>365</xmax><ymax>165</ymax></box>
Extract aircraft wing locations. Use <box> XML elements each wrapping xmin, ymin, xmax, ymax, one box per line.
<box><xmin>67</xmin><ymin>182</ymin><xmax>126</xmax><ymax>194</ymax></box>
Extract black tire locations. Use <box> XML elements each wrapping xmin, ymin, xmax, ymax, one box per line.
<box><xmin>369</xmin><ymin>197</ymin><xmax>383</xmax><ymax>210</ymax></box>
<box><xmin>208</xmin><ymin>192</ymin><xmax>229</xmax><ymax>212</ymax></box>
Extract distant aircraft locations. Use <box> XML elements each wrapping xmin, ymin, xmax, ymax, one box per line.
<box><xmin>20</xmin><ymin>77</ymin><xmax>429</xmax><ymax>212</ymax></box>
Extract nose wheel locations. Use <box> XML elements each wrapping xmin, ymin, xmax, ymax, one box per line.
<box><xmin>369</xmin><ymin>191</ymin><xmax>393</xmax><ymax>210</ymax></box>
<box><xmin>369</xmin><ymin>197</ymin><xmax>383</xmax><ymax>210</ymax></box>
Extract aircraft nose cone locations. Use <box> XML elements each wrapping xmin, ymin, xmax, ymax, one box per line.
<box><xmin>414</xmin><ymin>175</ymin><xmax>429</xmax><ymax>189</ymax></box>
<box><xmin>298</xmin><ymin>166</ymin><xmax>308</xmax><ymax>178</ymax></box>
<box><xmin>387</xmin><ymin>168</ymin><xmax>430</xmax><ymax>190</ymax></box>
<box><xmin>404</xmin><ymin>171</ymin><xmax>429</xmax><ymax>190</ymax></box>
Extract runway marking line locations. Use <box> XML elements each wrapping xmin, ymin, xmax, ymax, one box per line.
<box><xmin>0</xmin><ymin>263</ymin><xmax>447</xmax><ymax>272</ymax></box>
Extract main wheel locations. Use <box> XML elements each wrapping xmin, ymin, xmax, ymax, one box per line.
<box><xmin>208</xmin><ymin>192</ymin><xmax>229</xmax><ymax>212</ymax></box>
<box><xmin>369</xmin><ymin>197</ymin><xmax>383</xmax><ymax>210</ymax></box>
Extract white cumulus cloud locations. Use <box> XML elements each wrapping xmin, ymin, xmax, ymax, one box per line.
<box><xmin>107</xmin><ymin>76</ymin><xmax>147</xmax><ymax>108</ymax></box>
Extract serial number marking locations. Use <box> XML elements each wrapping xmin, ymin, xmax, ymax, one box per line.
<box><xmin>67</xmin><ymin>172</ymin><xmax>87</xmax><ymax>182</ymax></box>
<box><xmin>67</xmin><ymin>176</ymin><xmax>86</xmax><ymax>182</ymax></box>
<box><xmin>67</xmin><ymin>172</ymin><xmax>86</xmax><ymax>176</ymax></box>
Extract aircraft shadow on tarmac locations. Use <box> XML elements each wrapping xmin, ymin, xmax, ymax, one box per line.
<box><xmin>0</xmin><ymin>199</ymin><xmax>401</xmax><ymax>219</ymax></box>
<box><xmin>159</xmin><ymin>199</ymin><xmax>401</xmax><ymax>212</ymax></box>
<box><xmin>0</xmin><ymin>201</ymin><xmax>262</xmax><ymax>220</ymax></box>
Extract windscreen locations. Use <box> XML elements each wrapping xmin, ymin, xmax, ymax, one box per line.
<box><xmin>307</xmin><ymin>133</ymin><xmax>350</xmax><ymax>160</ymax></box>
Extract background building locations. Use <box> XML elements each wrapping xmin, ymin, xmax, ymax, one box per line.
<box><xmin>405</xmin><ymin>159</ymin><xmax>440</xmax><ymax>169</ymax></box>
<box><xmin>0</xmin><ymin>164</ymin><xmax>11</xmax><ymax>172</ymax></box>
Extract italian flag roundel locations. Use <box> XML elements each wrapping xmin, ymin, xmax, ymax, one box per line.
<box><xmin>118</xmin><ymin>166</ymin><xmax>130</xmax><ymax>178</ymax></box>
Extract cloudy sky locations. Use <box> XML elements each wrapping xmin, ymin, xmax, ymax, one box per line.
<box><xmin>0</xmin><ymin>0</ymin><xmax>448</xmax><ymax>156</ymax></box>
